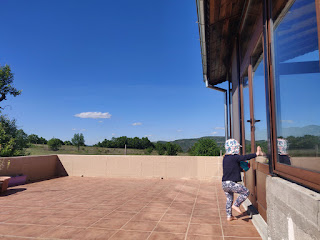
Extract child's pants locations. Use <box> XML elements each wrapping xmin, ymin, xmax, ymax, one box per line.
<box><xmin>222</xmin><ymin>180</ymin><xmax>250</xmax><ymax>217</ymax></box>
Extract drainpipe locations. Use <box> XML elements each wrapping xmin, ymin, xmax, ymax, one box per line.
<box><xmin>205</xmin><ymin>79</ymin><xmax>229</xmax><ymax>142</ymax></box>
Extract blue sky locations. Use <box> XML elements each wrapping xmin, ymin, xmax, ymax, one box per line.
<box><xmin>0</xmin><ymin>0</ymin><xmax>226</xmax><ymax>145</ymax></box>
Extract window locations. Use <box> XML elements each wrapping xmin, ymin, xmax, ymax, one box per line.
<box><xmin>252</xmin><ymin>56</ymin><xmax>269</xmax><ymax>164</ymax></box>
<box><xmin>273</xmin><ymin>0</ymin><xmax>320</xmax><ymax>173</ymax></box>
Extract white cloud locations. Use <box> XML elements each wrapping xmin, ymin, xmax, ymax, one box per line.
<box><xmin>72</xmin><ymin>128</ymin><xmax>86</xmax><ymax>132</ymax></box>
<box><xmin>211</xmin><ymin>131</ymin><xmax>218</xmax><ymax>135</ymax></box>
<box><xmin>281</xmin><ymin>120</ymin><xmax>294</xmax><ymax>124</ymax></box>
<box><xmin>98</xmin><ymin>121</ymin><xmax>103</xmax><ymax>123</ymax></box>
<box><xmin>144</xmin><ymin>135</ymin><xmax>152</xmax><ymax>137</ymax></box>
<box><xmin>112</xmin><ymin>133</ymin><xmax>116</xmax><ymax>136</ymax></box>
<box><xmin>177</xmin><ymin>129</ymin><xmax>183</xmax><ymax>132</ymax></box>
<box><xmin>74</xmin><ymin>112</ymin><xmax>111</xmax><ymax>119</ymax></box>
<box><xmin>215</xmin><ymin>127</ymin><xmax>225</xmax><ymax>130</ymax></box>
<box><xmin>132</xmin><ymin>122</ymin><xmax>142</xmax><ymax>126</ymax></box>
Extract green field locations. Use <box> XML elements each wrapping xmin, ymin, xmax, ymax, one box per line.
<box><xmin>26</xmin><ymin>144</ymin><xmax>189</xmax><ymax>156</ymax></box>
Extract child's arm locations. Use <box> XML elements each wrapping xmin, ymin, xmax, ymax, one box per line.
<box><xmin>237</xmin><ymin>146</ymin><xmax>263</xmax><ymax>162</ymax></box>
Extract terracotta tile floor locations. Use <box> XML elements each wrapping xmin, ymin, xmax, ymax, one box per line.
<box><xmin>0</xmin><ymin>177</ymin><xmax>262</xmax><ymax>240</ymax></box>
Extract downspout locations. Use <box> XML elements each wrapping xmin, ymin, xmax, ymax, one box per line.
<box><xmin>206</xmin><ymin>80</ymin><xmax>229</xmax><ymax>142</ymax></box>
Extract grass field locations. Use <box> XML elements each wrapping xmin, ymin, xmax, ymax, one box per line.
<box><xmin>25</xmin><ymin>144</ymin><xmax>189</xmax><ymax>156</ymax></box>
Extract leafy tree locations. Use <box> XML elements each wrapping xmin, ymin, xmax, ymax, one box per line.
<box><xmin>47</xmin><ymin>138</ymin><xmax>62</xmax><ymax>151</ymax></box>
<box><xmin>189</xmin><ymin>138</ymin><xmax>220</xmax><ymax>156</ymax></box>
<box><xmin>71</xmin><ymin>133</ymin><xmax>85</xmax><ymax>151</ymax></box>
<box><xmin>155</xmin><ymin>142</ymin><xmax>166</xmax><ymax>155</ymax></box>
<box><xmin>0</xmin><ymin>65</ymin><xmax>21</xmax><ymax>108</ymax></box>
<box><xmin>166</xmin><ymin>142</ymin><xmax>180</xmax><ymax>156</ymax></box>
<box><xmin>39</xmin><ymin>137</ymin><xmax>47</xmax><ymax>144</ymax></box>
<box><xmin>64</xmin><ymin>140</ymin><xmax>73</xmax><ymax>145</ymax></box>
<box><xmin>28</xmin><ymin>134</ymin><xmax>40</xmax><ymax>144</ymax></box>
<box><xmin>0</xmin><ymin>115</ymin><xmax>27</xmax><ymax>156</ymax></box>
<box><xmin>141</xmin><ymin>137</ymin><xmax>154</xmax><ymax>149</ymax></box>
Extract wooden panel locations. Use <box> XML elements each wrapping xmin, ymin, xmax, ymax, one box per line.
<box><xmin>240</xmin><ymin>14</ymin><xmax>263</xmax><ymax>76</ymax></box>
<box><xmin>245</xmin><ymin>168</ymin><xmax>257</xmax><ymax>207</ymax></box>
<box><xmin>210</xmin><ymin>0</ymin><xmax>221</xmax><ymax>24</ymax></box>
<box><xmin>257</xmin><ymin>162</ymin><xmax>269</xmax><ymax>174</ymax></box>
<box><xmin>256</xmin><ymin>169</ymin><xmax>267</xmax><ymax>221</ymax></box>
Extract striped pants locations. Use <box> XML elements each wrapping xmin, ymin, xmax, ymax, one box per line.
<box><xmin>222</xmin><ymin>181</ymin><xmax>249</xmax><ymax>217</ymax></box>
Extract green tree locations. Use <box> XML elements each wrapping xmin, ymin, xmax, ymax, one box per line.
<box><xmin>39</xmin><ymin>137</ymin><xmax>47</xmax><ymax>144</ymax></box>
<box><xmin>189</xmin><ymin>138</ymin><xmax>220</xmax><ymax>156</ymax></box>
<box><xmin>64</xmin><ymin>140</ymin><xmax>73</xmax><ymax>145</ymax></box>
<box><xmin>155</xmin><ymin>142</ymin><xmax>166</xmax><ymax>155</ymax></box>
<box><xmin>0</xmin><ymin>65</ymin><xmax>21</xmax><ymax>108</ymax></box>
<box><xmin>71</xmin><ymin>133</ymin><xmax>85</xmax><ymax>151</ymax></box>
<box><xmin>0</xmin><ymin>116</ymin><xmax>27</xmax><ymax>156</ymax></box>
<box><xmin>47</xmin><ymin>138</ymin><xmax>62</xmax><ymax>151</ymax></box>
<box><xmin>28</xmin><ymin>134</ymin><xmax>40</xmax><ymax>144</ymax></box>
<box><xmin>166</xmin><ymin>142</ymin><xmax>180</xmax><ymax>156</ymax></box>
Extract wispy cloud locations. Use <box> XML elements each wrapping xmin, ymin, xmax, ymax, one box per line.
<box><xmin>74</xmin><ymin>112</ymin><xmax>111</xmax><ymax>119</ymax></box>
<box><xmin>112</xmin><ymin>133</ymin><xmax>116</xmax><ymax>136</ymax></box>
<box><xmin>98</xmin><ymin>121</ymin><xmax>103</xmax><ymax>123</ymax></box>
<box><xmin>177</xmin><ymin>129</ymin><xmax>183</xmax><ymax>132</ymax></box>
<box><xmin>72</xmin><ymin>128</ymin><xmax>87</xmax><ymax>132</ymax></box>
<box><xmin>144</xmin><ymin>135</ymin><xmax>152</xmax><ymax>137</ymax></box>
<box><xmin>281</xmin><ymin>120</ymin><xmax>294</xmax><ymax>124</ymax></box>
<box><xmin>132</xmin><ymin>122</ymin><xmax>142</xmax><ymax>126</ymax></box>
<box><xmin>215</xmin><ymin>127</ymin><xmax>224</xmax><ymax>130</ymax></box>
<box><xmin>211</xmin><ymin>131</ymin><xmax>218</xmax><ymax>135</ymax></box>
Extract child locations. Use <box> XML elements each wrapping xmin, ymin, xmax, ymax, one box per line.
<box><xmin>222</xmin><ymin>139</ymin><xmax>262</xmax><ymax>221</ymax></box>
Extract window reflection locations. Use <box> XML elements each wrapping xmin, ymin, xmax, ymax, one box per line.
<box><xmin>273</xmin><ymin>0</ymin><xmax>320</xmax><ymax>173</ymax></box>
<box><xmin>253</xmin><ymin>59</ymin><xmax>269</xmax><ymax>164</ymax></box>
<box><xmin>243</xmin><ymin>77</ymin><xmax>251</xmax><ymax>154</ymax></box>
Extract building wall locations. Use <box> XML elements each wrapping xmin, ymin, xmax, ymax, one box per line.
<box><xmin>266</xmin><ymin>176</ymin><xmax>320</xmax><ymax>240</ymax></box>
<box><xmin>57</xmin><ymin>155</ymin><xmax>222</xmax><ymax>180</ymax></box>
<box><xmin>231</xmin><ymin>45</ymin><xmax>241</xmax><ymax>142</ymax></box>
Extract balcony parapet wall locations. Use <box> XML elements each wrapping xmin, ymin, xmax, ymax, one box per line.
<box><xmin>57</xmin><ymin>155</ymin><xmax>222</xmax><ymax>180</ymax></box>
<box><xmin>0</xmin><ymin>155</ymin><xmax>222</xmax><ymax>182</ymax></box>
<box><xmin>0</xmin><ymin>155</ymin><xmax>59</xmax><ymax>182</ymax></box>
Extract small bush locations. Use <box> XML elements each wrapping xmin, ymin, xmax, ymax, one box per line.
<box><xmin>47</xmin><ymin>138</ymin><xmax>62</xmax><ymax>151</ymax></box>
<box><xmin>145</xmin><ymin>147</ymin><xmax>153</xmax><ymax>155</ymax></box>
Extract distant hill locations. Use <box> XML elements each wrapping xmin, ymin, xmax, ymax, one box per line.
<box><xmin>156</xmin><ymin>136</ymin><xmax>225</xmax><ymax>152</ymax></box>
<box><xmin>255</xmin><ymin>125</ymin><xmax>320</xmax><ymax>140</ymax></box>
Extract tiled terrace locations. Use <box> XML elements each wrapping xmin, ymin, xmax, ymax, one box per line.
<box><xmin>0</xmin><ymin>177</ymin><xmax>261</xmax><ymax>240</ymax></box>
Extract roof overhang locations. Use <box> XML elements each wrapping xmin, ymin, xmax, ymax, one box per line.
<box><xmin>196</xmin><ymin>0</ymin><xmax>246</xmax><ymax>86</ymax></box>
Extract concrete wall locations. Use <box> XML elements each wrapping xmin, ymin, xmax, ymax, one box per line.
<box><xmin>57</xmin><ymin>155</ymin><xmax>222</xmax><ymax>180</ymax></box>
<box><xmin>0</xmin><ymin>155</ymin><xmax>59</xmax><ymax>182</ymax></box>
<box><xmin>266</xmin><ymin>176</ymin><xmax>320</xmax><ymax>240</ymax></box>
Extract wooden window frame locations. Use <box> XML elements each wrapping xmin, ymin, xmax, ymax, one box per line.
<box><xmin>267</xmin><ymin>0</ymin><xmax>320</xmax><ymax>192</ymax></box>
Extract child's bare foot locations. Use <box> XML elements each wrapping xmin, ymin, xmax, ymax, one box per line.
<box><xmin>232</xmin><ymin>205</ymin><xmax>242</xmax><ymax>214</ymax></box>
<box><xmin>227</xmin><ymin>216</ymin><xmax>237</xmax><ymax>221</ymax></box>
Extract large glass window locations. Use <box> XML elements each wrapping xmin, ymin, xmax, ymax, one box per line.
<box><xmin>273</xmin><ymin>0</ymin><xmax>320</xmax><ymax>173</ymax></box>
<box><xmin>242</xmin><ymin>76</ymin><xmax>252</xmax><ymax>154</ymax></box>
<box><xmin>253</xmin><ymin>57</ymin><xmax>269</xmax><ymax>163</ymax></box>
